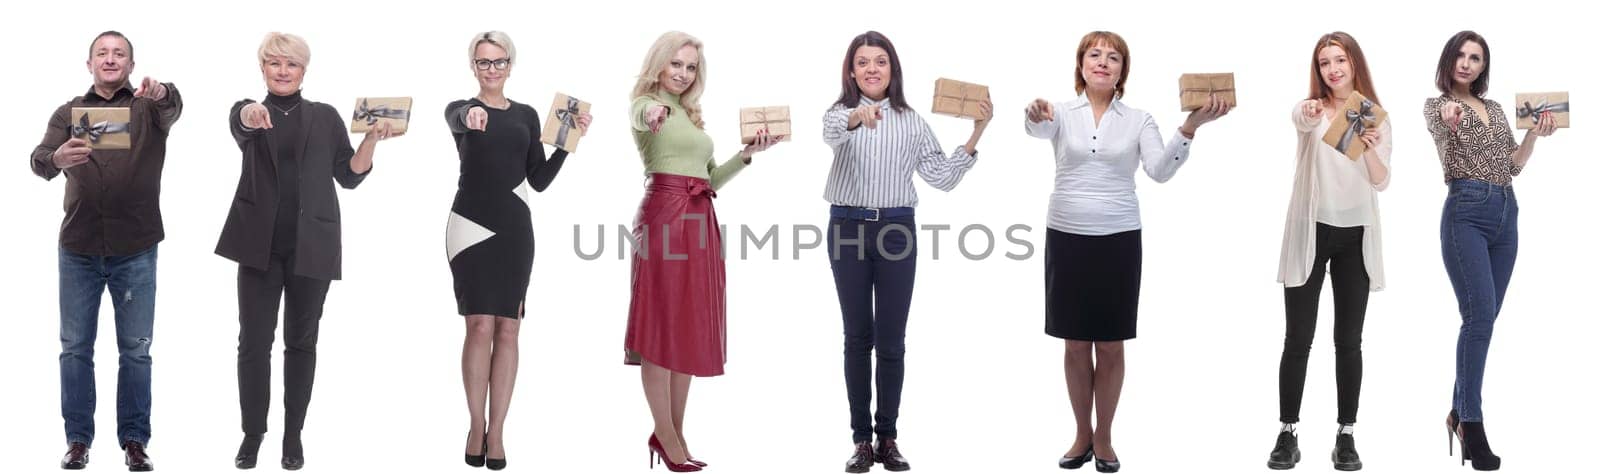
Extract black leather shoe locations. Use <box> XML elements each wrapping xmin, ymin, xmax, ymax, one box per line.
<box><xmin>845</xmin><ymin>442</ymin><xmax>873</xmax><ymax>473</ymax></box>
<box><xmin>234</xmin><ymin>434</ymin><xmax>262</xmax><ymax>470</ymax></box>
<box><xmin>122</xmin><ymin>441</ymin><xmax>154</xmax><ymax>472</ymax></box>
<box><xmin>1332</xmin><ymin>433</ymin><xmax>1363</xmax><ymax>471</ymax></box>
<box><xmin>1059</xmin><ymin>444</ymin><xmax>1093</xmax><ymax>469</ymax></box>
<box><xmin>1094</xmin><ymin>457</ymin><xmax>1121</xmax><ymax>473</ymax></box>
<box><xmin>874</xmin><ymin>438</ymin><xmax>910</xmax><ymax>472</ymax></box>
<box><xmin>61</xmin><ymin>442</ymin><xmax>90</xmax><ymax>470</ymax></box>
<box><xmin>281</xmin><ymin>435</ymin><xmax>304</xmax><ymax>471</ymax></box>
<box><xmin>466</xmin><ymin>435</ymin><xmax>486</xmax><ymax>468</ymax></box>
<box><xmin>1268</xmin><ymin>431</ymin><xmax>1301</xmax><ymax>469</ymax></box>
<box><xmin>280</xmin><ymin>456</ymin><xmax>304</xmax><ymax>471</ymax></box>
<box><xmin>486</xmin><ymin>456</ymin><xmax>506</xmax><ymax>470</ymax></box>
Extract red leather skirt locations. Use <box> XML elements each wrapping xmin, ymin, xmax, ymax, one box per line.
<box><xmin>624</xmin><ymin>173</ymin><xmax>726</xmax><ymax>376</ymax></box>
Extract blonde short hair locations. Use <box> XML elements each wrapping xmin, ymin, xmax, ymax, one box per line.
<box><xmin>468</xmin><ymin>31</ymin><xmax>516</xmax><ymax>66</ymax></box>
<box><xmin>258</xmin><ymin>32</ymin><xmax>310</xmax><ymax>66</ymax></box>
<box><xmin>631</xmin><ymin>31</ymin><xmax>706</xmax><ymax>128</ymax></box>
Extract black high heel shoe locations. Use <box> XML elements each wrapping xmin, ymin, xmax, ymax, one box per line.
<box><xmin>486</xmin><ymin>433</ymin><xmax>506</xmax><ymax>471</ymax></box>
<box><xmin>1059</xmin><ymin>444</ymin><xmax>1093</xmax><ymax>470</ymax></box>
<box><xmin>1448</xmin><ymin>409</ymin><xmax>1501</xmax><ymax>471</ymax></box>
<box><xmin>234</xmin><ymin>434</ymin><xmax>263</xmax><ymax>470</ymax></box>
<box><xmin>1094</xmin><ymin>457</ymin><xmax>1121</xmax><ymax>473</ymax></box>
<box><xmin>465</xmin><ymin>433</ymin><xmax>486</xmax><ymax>468</ymax></box>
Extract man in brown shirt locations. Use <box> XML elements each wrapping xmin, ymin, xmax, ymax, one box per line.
<box><xmin>29</xmin><ymin>30</ymin><xmax>180</xmax><ymax>472</ymax></box>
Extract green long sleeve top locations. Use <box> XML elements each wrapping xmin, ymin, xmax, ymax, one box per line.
<box><xmin>630</xmin><ymin>92</ymin><xmax>748</xmax><ymax>190</ymax></box>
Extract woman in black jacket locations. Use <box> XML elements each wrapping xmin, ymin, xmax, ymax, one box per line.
<box><xmin>215</xmin><ymin>32</ymin><xmax>399</xmax><ymax>471</ymax></box>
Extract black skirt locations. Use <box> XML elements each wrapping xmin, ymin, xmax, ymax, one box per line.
<box><xmin>1044</xmin><ymin>228</ymin><xmax>1142</xmax><ymax>341</ymax></box>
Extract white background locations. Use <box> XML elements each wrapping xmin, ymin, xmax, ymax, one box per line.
<box><xmin>1</xmin><ymin>1</ymin><xmax>1593</xmax><ymax>473</ymax></box>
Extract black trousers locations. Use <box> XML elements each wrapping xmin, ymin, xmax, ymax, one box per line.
<box><xmin>237</xmin><ymin>253</ymin><xmax>330</xmax><ymax>436</ymax></box>
<box><xmin>828</xmin><ymin>216</ymin><xmax>916</xmax><ymax>443</ymax></box>
<box><xmin>1279</xmin><ymin>223</ymin><xmax>1369</xmax><ymax>424</ymax></box>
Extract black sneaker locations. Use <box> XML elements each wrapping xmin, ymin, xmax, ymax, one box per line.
<box><xmin>1268</xmin><ymin>431</ymin><xmax>1301</xmax><ymax>470</ymax></box>
<box><xmin>1332</xmin><ymin>433</ymin><xmax>1363</xmax><ymax>471</ymax></box>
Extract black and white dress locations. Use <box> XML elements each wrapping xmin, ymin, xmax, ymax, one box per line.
<box><xmin>444</xmin><ymin>98</ymin><xmax>568</xmax><ymax>318</ymax></box>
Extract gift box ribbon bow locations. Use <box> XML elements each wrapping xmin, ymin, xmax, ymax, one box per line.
<box><xmin>71</xmin><ymin>114</ymin><xmax>131</xmax><ymax>144</ymax></box>
<box><xmin>1335</xmin><ymin>99</ymin><xmax>1378</xmax><ymax>154</ymax></box>
<box><xmin>1516</xmin><ymin>99</ymin><xmax>1570</xmax><ymax>124</ymax></box>
<box><xmin>352</xmin><ymin>99</ymin><xmax>410</xmax><ymax>125</ymax></box>
<box><xmin>552</xmin><ymin>96</ymin><xmax>580</xmax><ymax>147</ymax></box>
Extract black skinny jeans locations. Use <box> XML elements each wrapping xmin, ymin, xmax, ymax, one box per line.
<box><xmin>1279</xmin><ymin>223</ymin><xmax>1369</xmax><ymax>424</ymax></box>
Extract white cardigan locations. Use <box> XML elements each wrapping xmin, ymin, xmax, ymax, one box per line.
<box><xmin>1277</xmin><ymin>100</ymin><xmax>1390</xmax><ymax>291</ymax></box>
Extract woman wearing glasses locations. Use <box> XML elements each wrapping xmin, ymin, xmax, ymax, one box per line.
<box><xmin>443</xmin><ymin>31</ymin><xmax>590</xmax><ymax>471</ymax></box>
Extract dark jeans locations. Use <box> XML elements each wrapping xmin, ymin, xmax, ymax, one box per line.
<box><xmin>237</xmin><ymin>253</ymin><xmax>331</xmax><ymax>436</ymax></box>
<box><xmin>59</xmin><ymin>245</ymin><xmax>158</xmax><ymax>447</ymax></box>
<box><xmin>828</xmin><ymin>214</ymin><xmax>917</xmax><ymax>443</ymax></box>
<box><xmin>1279</xmin><ymin>224</ymin><xmax>1368</xmax><ymax>424</ymax></box>
<box><xmin>1441</xmin><ymin>179</ymin><xmax>1518</xmax><ymax>423</ymax></box>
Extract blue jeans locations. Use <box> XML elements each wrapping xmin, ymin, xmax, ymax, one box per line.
<box><xmin>59</xmin><ymin>245</ymin><xmax>158</xmax><ymax>447</ymax></box>
<box><xmin>1440</xmin><ymin>180</ymin><xmax>1517</xmax><ymax>423</ymax></box>
<box><xmin>827</xmin><ymin>213</ymin><xmax>917</xmax><ymax>443</ymax></box>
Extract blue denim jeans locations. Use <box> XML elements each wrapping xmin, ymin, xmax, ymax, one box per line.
<box><xmin>59</xmin><ymin>244</ymin><xmax>157</xmax><ymax>447</ymax></box>
<box><xmin>1440</xmin><ymin>180</ymin><xmax>1517</xmax><ymax>423</ymax></box>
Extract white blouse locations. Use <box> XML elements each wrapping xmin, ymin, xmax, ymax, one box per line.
<box><xmin>1277</xmin><ymin>100</ymin><xmax>1391</xmax><ymax>291</ymax></box>
<box><xmin>1023</xmin><ymin>96</ymin><xmax>1193</xmax><ymax>235</ymax></box>
<box><xmin>821</xmin><ymin>97</ymin><xmax>977</xmax><ymax>208</ymax></box>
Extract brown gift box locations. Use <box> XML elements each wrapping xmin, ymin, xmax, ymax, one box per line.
<box><xmin>69</xmin><ymin>107</ymin><xmax>132</xmax><ymax>150</ymax></box>
<box><xmin>931</xmin><ymin>78</ymin><xmax>989</xmax><ymax>119</ymax></box>
<box><xmin>1321</xmin><ymin>92</ymin><xmax>1387</xmax><ymax>161</ymax></box>
<box><xmin>1513</xmin><ymin>92</ymin><xmax>1570</xmax><ymax>129</ymax></box>
<box><xmin>541</xmin><ymin>93</ymin><xmax>590</xmax><ymax>152</ymax></box>
<box><xmin>739</xmin><ymin>106</ymin><xmax>792</xmax><ymax>144</ymax></box>
<box><xmin>1178</xmin><ymin>73</ymin><xmax>1236</xmax><ymax>111</ymax></box>
<box><xmin>349</xmin><ymin>97</ymin><xmax>412</xmax><ymax>134</ymax></box>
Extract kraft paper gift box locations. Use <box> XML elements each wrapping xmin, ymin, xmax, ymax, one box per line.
<box><xmin>1321</xmin><ymin>92</ymin><xmax>1387</xmax><ymax>161</ymax></box>
<box><xmin>349</xmin><ymin>97</ymin><xmax>412</xmax><ymax>134</ymax></box>
<box><xmin>931</xmin><ymin>78</ymin><xmax>989</xmax><ymax>119</ymax></box>
<box><xmin>738</xmin><ymin>106</ymin><xmax>792</xmax><ymax>144</ymax></box>
<box><xmin>1178</xmin><ymin>73</ymin><xmax>1236</xmax><ymax>111</ymax></box>
<box><xmin>1513</xmin><ymin>92</ymin><xmax>1570</xmax><ymax>129</ymax></box>
<box><xmin>541</xmin><ymin>93</ymin><xmax>590</xmax><ymax>152</ymax></box>
<box><xmin>69</xmin><ymin>107</ymin><xmax>132</xmax><ymax>150</ymax></box>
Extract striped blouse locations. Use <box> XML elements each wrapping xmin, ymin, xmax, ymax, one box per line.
<box><xmin>821</xmin><ymin>96</ymin><xmax>977</xmax><ymax>208</ymax></box>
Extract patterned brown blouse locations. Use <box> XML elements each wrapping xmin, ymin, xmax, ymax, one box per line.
<box><xmin>1423</xmin><ymin>96</ymin><xmax>1522</xmax><ymax>185</ymax></box>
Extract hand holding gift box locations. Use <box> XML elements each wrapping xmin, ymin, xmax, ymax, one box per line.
<box><xmin>739</xmin><ymin>106</ymin><xmax>792</xmax><ymax>144</ymax></box>
<box><xmin>349</xmin><ymin>97</ymin><xmax>412</xmax><ymax>134</ymax></box>
<box><xmin>1321</xmin><ymin>92</ymin><xmax>1386</xmax><ymax>160</ymax></box>
<box><xmin>540</xmin><ymin>93</ymin><xmax>591</xmax><ymax>152</ymax></box>
<box><xmin>1513</xmin><ymin>91</ymin><xmax>1569</xmax><ymax>130</ymax></box>
<box><xmin>932</xmin><ymin>78</ymin><xmax>990</xmax><ymax>120</ymax></box>
<box><xmin>69</xmin><ymin>107</ymin><xmax>132</xmax><ymax>150</ymax></box>
<box><xmin>1178</xmin><ymin>73</ymin><xmax>1236</xmax><ymax>112</ymax></box>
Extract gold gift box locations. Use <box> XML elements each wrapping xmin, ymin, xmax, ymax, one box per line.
<box><xmin>1513</xmin><ymin>92</ymin><xmax>1570</xmax><ymax>129</ymax></box>
<box><xmin>1321</xmin><ymin>92</ymin><xmax>1387</xmax><ymax>161</ymax></box>
<box><xmin>540</xmin><ymin>93</ymin><xmax>590</xmax><ymax>152</ymax></box>
<box><xmin>349</xmin><ymin>97</ymin><xmax>412</xmax><ymax>134</ymax></box>
<box><xmin>738</xmin><ymin>106</ymin><xmax>792</xmax><ymax>144</ymax></box>
<box><xmin>1178</xmin><ymin>73</ymin><xmax>1236</xmax><ymax>111</ymax></box>
<box><xmin>931</xmin><ymin>78</ymin><xmax>989</xmax><ymax>119</ymax></box>
<box><xmin>69</xmin><ymin>107</ymin><xmax>132</xmax><ymax>150</ymax></box>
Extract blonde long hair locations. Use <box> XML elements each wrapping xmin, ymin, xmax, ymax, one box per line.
<box><xmin>631</xmin><ymin>31</ymin><xmax>706</xmax><ymax>128</ymax></box>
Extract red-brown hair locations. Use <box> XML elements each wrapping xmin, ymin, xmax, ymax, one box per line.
<box><xmin>1307</xmin><ymin>32</ymin><xmax>1380</xmax><ymax>106</ymax></box>
<box><xmin>1074</xmin><ymin>31</ymin><xmax>1129</xmax><ymax>99</ymax></box>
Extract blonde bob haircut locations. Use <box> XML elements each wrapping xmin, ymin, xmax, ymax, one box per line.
<box><xmin>258</xmin><ymin>32</ymin><xmax>310</xmax><ymax>66</ymax></box>
<box><xmin>468</xmin><ymin>31</ymin><xmax>516</xmax><ymax>66</ymax></box>
<box><xmin>631</xmin><ymin>31</ymin><xmax>706</xmax><ymax>129</ymax></box>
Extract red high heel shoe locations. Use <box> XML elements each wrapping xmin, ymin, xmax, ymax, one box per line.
<box><xmin>649</xmin><ymin>435</ymin><xmax>707</xmax><ymax>467</ymax></box>
<box><xmin>648</xmin><ymin>435</ymin><xmax>702</xmax><ymax>472</ymax></box>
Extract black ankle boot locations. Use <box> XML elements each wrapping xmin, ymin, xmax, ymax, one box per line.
<box><xmin>1332</xmin><ymin>433</ymin><xmax>1362</xmax><ymax>471</ymax></box>
<box><xmin>1459</xmin><ymin>422</ymin><xmax>1500</xmax><ymax>471</ymax></box>
<box><xmin>1267</xmin><ymin>431</ymin><xmax>1300</xmax><ymax>470</ymax></box>
<box><xmin>234</xmin><ymin>434</ymin><xmax>263</xmax><ymax>470</ymax></box>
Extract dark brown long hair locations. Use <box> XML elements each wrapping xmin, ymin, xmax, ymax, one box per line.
<box><xmin>1307</xmin><ymin>32</ymin><xmax>1380</xmax><ymax>106</ymax></box>
<box><xmin>833</xmin><ymin>31</ymin><xmax>910</xmax><ymax>112</ymax></box>
<box><xmin>1434</xmin><ymin>31</ymin><xmax>1490</xmax><ymax>97</ymax></box>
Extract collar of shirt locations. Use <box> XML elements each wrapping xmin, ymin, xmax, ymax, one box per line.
<box><xmin>82</xmin><ymin>82</ymin><xmax>135</xmax><ymax>103</ymax></box>
<box><xmin>1065</xmin><ymin>94</ymin><xmax>1127</xmax><ymax>117</ymax></box>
